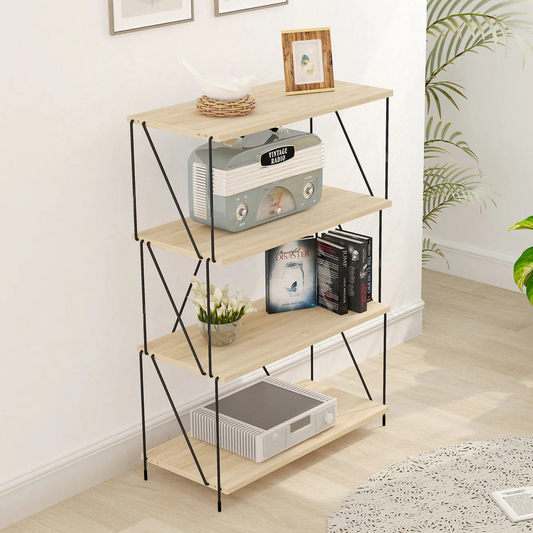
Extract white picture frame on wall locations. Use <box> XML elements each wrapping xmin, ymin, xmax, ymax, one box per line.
<box><xmin>109</xmin><ymin>0</ymin><xmax>193</xmax><ymax>35</ymax></box>
<box><xmin>215</xmin><ymin>0</ymin><xmax>288</xmax><ymax>17</ymax></box>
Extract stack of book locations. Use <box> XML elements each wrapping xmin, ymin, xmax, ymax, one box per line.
<box><xmin>265</xmin><ymin>231</ymin><xmax>372</xmax><ymax>315</ymax></box>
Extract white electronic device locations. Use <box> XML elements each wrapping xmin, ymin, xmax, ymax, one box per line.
<box><xmin>191</xmin><ymin>377</ymin><xmax>337</xmax><ymax>463</ymax></box>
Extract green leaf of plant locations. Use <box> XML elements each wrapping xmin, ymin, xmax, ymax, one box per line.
<box><xmin>526</xmin><ymin>278</ymin><xmax>533</xmax><ymax>305</ymax></box>
<box><xmin>513</xmin><ymin>247</ymin><xmax>533</xmax><ymax>291</ymax></box>
<box><xmin>509</xmin><ymin>216</ymin><xmax>533</xmax><ymax>231</ymax></box>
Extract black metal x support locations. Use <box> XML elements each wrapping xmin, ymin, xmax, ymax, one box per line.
<box><xmin>172</xmin><ymin>259</ymin><xmax>203</xmax><ymax>333</ymax></box>
<box><xmin>146</xmin><ymin>242</ymin><xmax>206</xmax><ymax>376</ymax></box>
<box><xmin>140</xmin><ymin>122</ymin><xmax>203</xmax><ymax>260</ymax></box>
<box><xmin>335</xmin><ymin>111</ymin><xmax>374</xmax><ymax>197</ymax></box>
<box><xmin>151</xmin><ymin>356</ymin><xmax>209</xmax><ymax>486</ymax></box>
<box><xmin>341</xmin><ymin>332</ymin><xmax>373</xmax><ymax>401</ymax></box>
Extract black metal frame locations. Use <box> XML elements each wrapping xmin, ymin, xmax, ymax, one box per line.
<box><xmin>131</xmin><ymin>98</ymin><xmax>389</xmax><ymax>512</ymax></box>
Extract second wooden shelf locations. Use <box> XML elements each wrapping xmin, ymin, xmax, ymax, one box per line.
<box><xmin>139</xmin><ymin>300</ymin><xmax>390</xmax><ymax>383</ymax></box>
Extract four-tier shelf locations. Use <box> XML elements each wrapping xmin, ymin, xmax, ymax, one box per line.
<box><xmin>128</xmin><ymin>80</ymin><xmax>392</xmax><ymax>512</ymax></box>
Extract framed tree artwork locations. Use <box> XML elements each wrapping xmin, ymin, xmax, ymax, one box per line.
<box><xmin>109</xmin><ymin>0</ymin><xmax>194</xmax><ymax>35</ymax></box>
<box><xmin>281</xmin><ymin>28</ymin><xmax>335</xmax><ymax>95</ymax></box>
<box><xmin>215</xmin><ymin>0</ymin><xmax>288</xmax><ymax>17</ymax></box>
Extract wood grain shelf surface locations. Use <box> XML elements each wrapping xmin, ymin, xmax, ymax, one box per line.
<box><xmin>136</xmin><ymin>186</ymin><xmax>391</xmax><ymax>266</ymax></box>
<box><xmin>139</xmin><ymin>300</ymin><xmax>390</xmax><ymax>383</ymax></box>
<box><xmin>146</xmin><ymin>378</ymin><xmax>389</xmax><ymax>494</ymax></box>
<box><xmin>128</xmin><ymin>80</ymin><xmax>393</xmax><ymax>142</ymax></box>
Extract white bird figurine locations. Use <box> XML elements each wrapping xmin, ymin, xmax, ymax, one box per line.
<box><xmin>181</xmin><ymin>56</ymin><xmax>259</xmax><ymax>101</ymax></box>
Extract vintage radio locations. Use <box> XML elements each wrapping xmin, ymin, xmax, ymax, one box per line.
<box><xmin>191</xmin><ymin>377</ymin><xmax>337</xmax><ymax>463</ymax></box>
<box><xmin>188</xmin><ymin>128</ymin><xmax>324</xmax><ymax>232</ymax></box>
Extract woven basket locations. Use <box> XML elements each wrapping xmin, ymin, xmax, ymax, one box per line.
<box><xmin>196</xmin><ymin>95</ymin><xmax>256</xmax><ymax>117</ymax></box>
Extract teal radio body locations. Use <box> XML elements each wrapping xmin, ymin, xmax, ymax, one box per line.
<box><xmin>188</xmin><ymin>128</ymin><xmax>324</xmax><ymax>232</ymax></box>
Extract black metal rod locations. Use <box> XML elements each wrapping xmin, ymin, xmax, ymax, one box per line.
<box><xmin>206</xmin><ymin>259</ymin><xmax>213</xmax><ymax>378</ymax></box>
<box><xmin>385</xmin><ymin>98</ymin><xmax>389</xmax><ymax>200</ymax></box>
<box><xmin>139</xmin><ymin>350</ymin><xmax>148</xmax><ymax>481</ymax></box>
<box><xmin>309</xmin><ymin>117</ymin><xmax>313</xmax><ymax>134</ymax></box>
<box><xmin>341</xmin><ymin>332</ymin><xmax>373</xmax><ymax>401</ymax></box>
<box><xmin>141</xmin><ymin>122</ymin><xmax>202</xmax><ymax>260</ymax></box>
<box><xmin>146</xmin><ymin>243</ymin><xmax>206</xmax><ymax>376</ymax></box>
<box><xmin>172</xmin><ymin>259</ymin><xmax>202</xmax><ymax>333</ymax></box>
<box><xmin>262</xmin><ymin>366</ymin><xmax>270</xmax><ymax>376</ymax></box>
<box><xmin>140</xmin><ymin>240</ymin><xmax>148</xmax><ymax>355</ymax></box>
<box><xmin>215</xmin><ymin>377</ymin><xmax>222</xmax><ymax>512</ymax></box>
<box><xmin>383</xmin><ymin>313</ymin><xmax>387</xmax><ymax>426</ymax></box>
<box><xmin>379</xmin><ymin>210</ymin><xmax>382</xmax><ymax>303</ymax></box>
<box><xmin>151</xmin><ymin>356</ymin><xmax>209</xmax><ymax>485</ymax></box>
<box><xmin>335</xmin><ymin>111</ymin><xmax>374</xmax><ymax>197</ymax></box>
<box><xmin>208</xmin><ymin>137</ymin><xmax>216</xmax><ymax>263</ymax></box>
<box><xmin>310</xmin><ymin>345</ymin><xmax>314</xmax><ymax>381</ymax></box>
<box><xmin>130</xmin><ymin>120</ymin><xmax>139</xmax><ymax>241</ymax></box>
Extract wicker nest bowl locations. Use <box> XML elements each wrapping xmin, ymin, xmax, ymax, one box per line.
<box><xmin>196</xmin><ymin>95</ymin><xmax>256</xmax><ymax>117</ymax></box>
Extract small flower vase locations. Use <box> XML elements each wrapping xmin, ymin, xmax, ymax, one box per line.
<box><xmin>198</xmin><ymin>319</ymin><xmax>240</xmax><ymax>347</ymax></box>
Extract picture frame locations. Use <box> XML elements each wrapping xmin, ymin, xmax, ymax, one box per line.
<box><xmin>109</xmin><ymin>0</ymin><xmax>194</xmax><ymax>35</ymax></box>
<box><xmin>281</xmin><ymin>27</ymin><xmax>335</xmax><ymax>95</ymax></box>
<box><xmin>215</xmin><ymin>0</ymin><xmax>288</xmax><ymax>17</ymax></box>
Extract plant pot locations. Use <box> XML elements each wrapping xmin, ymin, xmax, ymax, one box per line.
<box><xmin>198</xmin><ymin>319</ymin><xmax>240</xmax><ymax>347</ymax></box>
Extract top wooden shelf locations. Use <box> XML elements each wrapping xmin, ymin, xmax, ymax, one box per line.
<box><xmin>128</xmin><ymin>80</ymin><xmax>393</xmax><ymax>142</ymax></box>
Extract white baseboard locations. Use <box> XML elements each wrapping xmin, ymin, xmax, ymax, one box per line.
<box><xmin>424</xmin><ymin>238</ymin><xmax>520</xmax><ymax>293</ymax></box>
<box><xmin>0</xmin><ymin>299</ymin><xmax>424</xmax><ymax>530</ymax></box>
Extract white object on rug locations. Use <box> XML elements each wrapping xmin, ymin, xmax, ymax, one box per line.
<box><xmin>328</xmin><ymin>437</ymin><xmax>533</xmax><ymax>532</ymax></box>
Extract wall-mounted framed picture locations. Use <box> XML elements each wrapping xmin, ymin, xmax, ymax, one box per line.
<box><xmin>215</xmin><ymin>0</ymin><xmax>288</xmax><ymax>17</ymax></box>
<box><xmin>281</xmin><ymin>27</ymin><xmax>335</xmax><ymax>96</ymax></box>
<box><xmin>109</xmin><ymin>0</ymin><xmax>194</xmax><ymax>35</ymax></box>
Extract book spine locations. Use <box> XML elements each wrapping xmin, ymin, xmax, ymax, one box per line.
<box><xmin>359</xmin><ymin>243</ymin><xmax>367</xmax><ymax>313</ymax></box>
<box><xmin>317</xmin><ymin>240</ymin><xmax>348</xmax><ymax>315</ymax></box>
<box><xmin>265</xmin><ymin>251</ymin><xmax>271</xmax><ymax>314</ymax></box>
<box><xmin>366</xmin><ymin>237</ymin><xmax>372</xmax><ymax>302</ymax></box>
<box><xmin>339</xmin><ymin>248</ymin><xmax>348</xmax><ymax>315</ymax></box>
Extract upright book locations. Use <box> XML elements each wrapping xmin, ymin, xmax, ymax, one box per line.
<box><xmin>337</xmin><ymin>230</ymin><xmax>373</xmax><ymax>301</ymax></box>
<box><xmin>317</xmin><ymin>238</ymin><xmax>348</xmax><ymax>315</ymax></box>
<box><xmin>323</xmin><ymin>231</ymin><xmax>367</xmax><ymax>313</ymax></box>
<box><xmin>265</xmin><ymin>237</ymin><xmax>317</xmax><ymax>314</ymax></box>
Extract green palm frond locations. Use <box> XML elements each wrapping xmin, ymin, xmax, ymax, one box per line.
<box><xmin>423</xmin><ymin>164</ymin><xmax>496</xmax><ymax>228</ymax></box>
<box><xmin>422</xmin><ymin>237</ymin><xmax>450</xmax><ymax>266</ymax></box>
<box><xmin>425</xmin><ymin>116</ymin><xmax>480</xmax><ymax>163</ymax></box>
<box><xmin>426</xmin><ymin>80</ymin><xmax>467</xmax><ymax>117</ymax></box>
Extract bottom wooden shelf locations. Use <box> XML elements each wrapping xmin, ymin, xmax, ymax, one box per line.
<box><xmin>146</xmin><ymin>377</ymin><xmax>388</xmax><ymax>495</ymax></box>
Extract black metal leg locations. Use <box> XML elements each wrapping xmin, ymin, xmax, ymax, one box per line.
<box><xmin>141</xmin><ymin>122</ymin><xmax>202</xmax><ymax>260</ymax></box>
<box><xmin>335</xmin><ymin>111</ymin><xmax>374</xmax><ymax>197</ymax></box>
<box><xmin>382</xmin><ymin>314</ymin><xmax>387</xmax><ymax>426</ymax></box>
<box><xmin>208</xmin><ymin>137</ymin><xmax>216</xmax><ymax>263</ymax></box>
<box><xmin>151</xmin><ymin>356</ymin><xmax>209</xmax><ymax>486</ymax></box>
<box><xmin>140</xmin><ymin>240</ymin><xmax>148</xmax><ymax>355</ymax></box>
<box><xmin>309</xmin><ymin>117</ymin><xmax>313</xmax><ymax>134</ymax></box>
<box><xmin>130</xmin><ymin>120</ymin><xmax>139</xmax><ymax>242</ymax></box>
<box><xmin>310</xmin><ymin>345</ymin><xmax>314</xmax><ymax>381</ymax></box>
<box><xmin>172</xmin><ymin>259</ymin><xmax>203</xmax><ymax>333</ymax></box>
<box><xmin>139</xmin><ymin>350</ymin><xmax>148</xmax><ymax>480</ymax></box>
<box><xmin>206</xmin><ymin>259</ymin><xmax>213</xmax><ymax>378</ymax></box>
<box><xmin>262</xmin><ymin>366</ymin><xmax>270</xmax><ymax>376</ymax></box>
<box><xmin>341</xmin><ymin>332</ymin><xmax>373</xmax><ymax>401</ymax></box>
<box><xmin>215</xmin><ymin>377</ymin><xmax>222</xmax><ymax>512</ymax></box>
<box><xmin>146</xmin><ymin>243</ymin><xmax>206</xmax><ymax>376</ymax></box>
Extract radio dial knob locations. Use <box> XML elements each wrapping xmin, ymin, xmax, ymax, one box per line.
<box><xmin>323</xmin><ymin>412</ymin><xmax>334</xmax><ymax>425</ymax></box>
<box><xmin>303</xmin><ymin>182</ymin><xmax>315</xmax><ymax>199</ymax></box>
<box><xmin>236</xmin><ymin>203</ymin><xmax>248</xmax><ymax>221</ymax></box>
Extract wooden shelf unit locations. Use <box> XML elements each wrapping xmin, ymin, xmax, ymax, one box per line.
<box><xmin>137</xmin><ymin>186</ymin><xmax>391</xmax><ymax>264</ymax></box>
<box><xmin>129</xmin><ymin>79</ymin><xmax>392</xmax><ymax>511</ymax></box>
<box><xmin>140</xmin><ymin>300</ymin><xmax>390</xmax><ymax>383</ymax></box>
<box><xmin>146</xmin><ymin>377</ymin><xmax>389</xmax><ymax>494</ymax></box>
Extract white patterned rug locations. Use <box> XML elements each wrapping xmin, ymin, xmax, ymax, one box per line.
<box><xmin>328</xmin><ymin>437</ymin><xmax>533</xmax><ymax>532</ymax></box>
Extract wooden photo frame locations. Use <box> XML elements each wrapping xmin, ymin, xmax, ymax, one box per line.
<box><xmin>109</xmin><ymin>0</ymin><xmax>194</xmax><ymax>35</ymax></box>
<box><xmin>281</xmin><ymin>27</ymin><xmax>334</xmax><ymax>95</ymax></box>
<box><xmin>215</xmin><ymin>0</ymin><xmax>288</xmax><ymax>17</ymax></box>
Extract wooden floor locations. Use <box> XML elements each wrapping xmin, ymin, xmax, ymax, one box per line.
<box><xmin>5</xmin><ymin>270</ymin><xmax>533</xmax><ymax>533</ymax></box>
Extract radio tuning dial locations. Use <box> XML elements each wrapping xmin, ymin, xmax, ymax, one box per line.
<box><xmin>303</xmin><ymin>182</ymin><xmax>315</xmax><ymax>199</ymax></box>
<box><xmin>236</xmin><ymin>203</ymin><xmax>248</xmax><ymax>221</ymax></box>
<box><xmin>323</xmin><ymin>412</ymin><xmax>334</xmax><ymax>425</ymax></box>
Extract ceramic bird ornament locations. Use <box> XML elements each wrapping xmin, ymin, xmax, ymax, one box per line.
<box><xmin>181</xmin><ymin>56</ymin><xmax>259</xmax><ymax>101</ymax></box>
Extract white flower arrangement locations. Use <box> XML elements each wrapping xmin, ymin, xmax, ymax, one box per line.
<box><xmin>189</xmin><ymin>276</ymin><xmax>257</xmax><ymax>325</ymax></box>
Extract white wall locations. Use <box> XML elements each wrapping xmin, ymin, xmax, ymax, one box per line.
<box><xmin>0</xmin><ymin>1</ymin><xmax>426</xmax><ymax>527</ymax></box>
<box><xmin>424</xmin><ymin>8</ymin><xmax>533</xmax><ymax>292</ymax></box>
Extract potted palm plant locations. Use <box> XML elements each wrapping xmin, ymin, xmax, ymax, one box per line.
<box><xmin>188</xmin><ymin>276</ymin><xmax>257</xmax><ymax>346</ymax></box>
<box><xmin>509</xmin><ymin>217</ymin><xmax>533</xmax><ymax>305</ymax></box>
